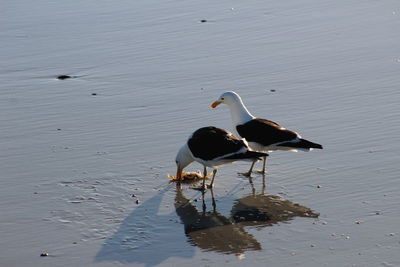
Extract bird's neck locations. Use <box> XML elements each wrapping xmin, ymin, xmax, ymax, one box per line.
<box><xmin>178</xmin><ymin>143</ymin><xmax>194</xmax><ymax>169</ymax></box>
<box><xmin>228</xmin><ymin>100</ymin><xmax>255</xmax><ymax>126</ymax></box>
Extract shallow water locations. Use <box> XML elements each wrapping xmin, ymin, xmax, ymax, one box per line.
<box><xmin>1</xmin><ymin>0</ymin><xmax>400</xmax><ymax>266</ymax></box>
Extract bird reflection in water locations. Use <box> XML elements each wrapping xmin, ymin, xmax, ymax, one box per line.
<box><xmin>231</xmin><ymin>176</ymin><xmax>319</xmax><ymax>228</ymax></box>
<box><xmin>175</xmin><ymin>185</ymin><xmax>261</xmax><ymax>256</ymax></box>
<box><xmin>174</xmin><ymin>175</ymin><xmax>319</xmax><ymax>256</ymax></box>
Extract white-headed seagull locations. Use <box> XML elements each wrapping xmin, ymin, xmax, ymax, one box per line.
<box><xmin>211</xmin><ymin>91</ymin><xmax>322</xmax><ymax>176</ymax></box>
<box><xmin>175</xmin><ymin>126</ymin><xmax>268</xmax><ymax>190</ymax></box>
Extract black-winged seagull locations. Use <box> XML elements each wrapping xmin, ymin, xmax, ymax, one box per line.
<box><xmin>211</xmin><ymin>91</ymin><xmax>322</xmax><ymax>176</ymax></box>
<box><xmin>175</xmin><ymin>126</ymin><xmax>268</xmax><ymax>190</ymax></box>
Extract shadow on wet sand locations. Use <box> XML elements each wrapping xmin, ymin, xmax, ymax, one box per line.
<box><xmin>95</xmin><ymin>185</ymin><xmax>195</xmax><ymax>266</ymax></box>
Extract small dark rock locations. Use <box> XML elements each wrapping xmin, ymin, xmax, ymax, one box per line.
<box><xmin>57</xmin><ymin>75</ymin><xmax>72</xmax><ymax>80</ymax></box>
<box><xmin>40</xmin><ymin>252</ymin><xmax>49</xmax><ymax>257</ymax></box>
<box><xmin>200</xmin><ymin>19</ymin><xmax>207</xmax><ymax>23</ymax></box>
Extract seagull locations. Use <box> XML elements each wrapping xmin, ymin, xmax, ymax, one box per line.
<box><xmin>175</xmin><ymin>126</ymin><xmax>268</xmax><ymax>190</ymax></box>
<box><xmin>211</xmin><ymin>91</ymin><xmax>323</xmax><ymax>176</ymax></box>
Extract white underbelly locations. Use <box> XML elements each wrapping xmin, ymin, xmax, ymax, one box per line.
<box><xmin>193</xmin><ymin>158</ymin><xmax>234</xmax><ymax>168</ymax></box>
<box><xmin>247</xmin><ymin>142</ymin><xmax>300</xmax><ymax>152</ymax></box>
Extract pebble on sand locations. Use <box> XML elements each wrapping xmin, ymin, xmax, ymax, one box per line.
<box><xmin>57</xmin><ymin>75</ymin><xmax>72</xmax><ymax>80</ymax></box>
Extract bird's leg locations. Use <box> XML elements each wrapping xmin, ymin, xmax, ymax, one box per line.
<box><xmin>202</xmin><ymin>166</ymin><xmax>207</xmax><ymax>191</ymax></box>
<box><xmin>256</xmin><ymin>155</ymin><xmax>268</xmax><ymax>174</ymax></box>
<box><xmin>239</xmin><ymin>159</ymin><xmax>257</xmax><ymax>177</ymax></box>
<box><xmin>207</xmin><ymin>169</ymin><xmax>217</xmax><ymax>189</ymax></box>
<box><xmin>262</xmin><ymin>155</ymin><xmax>267</xmax><ymax>173</ymax></box>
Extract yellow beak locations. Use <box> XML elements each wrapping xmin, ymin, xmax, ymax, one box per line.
<box><xmin>211</xmin><ymin>101</ymin><xmax>221</xmax><ymax>108</ymax></box>
<box><xmin>176</xmin><ymin>168</ymin><xmax>183</xmax><ymax>180</ymax></box>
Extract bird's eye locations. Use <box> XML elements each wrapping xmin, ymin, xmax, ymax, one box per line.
<box><xmin>221</xmin><ymin>97</ymin><xmax>224</xmax><ymax>100</ymax></box>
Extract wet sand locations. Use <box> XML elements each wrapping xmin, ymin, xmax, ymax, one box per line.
<box><xmin>1</xmin><ymin>0</ymin><xmax>400</xmax><ymax>266</ymax></box>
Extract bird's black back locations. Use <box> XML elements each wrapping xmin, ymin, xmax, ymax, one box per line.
<box><xmin>188</xmin><ymin>126</ymin><xmax>246</xmax><ymax>161</ymax></box>
<box><xmin>236</xmin><ymin>118</ymin><xmax>298</xmax><ymax>146</ymax></box>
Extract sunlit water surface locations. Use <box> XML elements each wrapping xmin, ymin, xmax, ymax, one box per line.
<box><xmin>1</xmin><ymin>0</ymin><xmax>400</xmax><ymax>266</ymax></box>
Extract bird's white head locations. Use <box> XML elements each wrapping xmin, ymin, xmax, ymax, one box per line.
<box><xmin>175</xmin><ymin>143</ymin><xmax>194</xmax><ymax>180</ymax></box>
<box><xmin>211</xmin><ymin>91</ymin><xmax>242</xmax><ymax>108</ymax></box>
<box><xmin>211</xmin><ymin>91</ymin><xmax>254</xmax><ymax>125</ymax></box>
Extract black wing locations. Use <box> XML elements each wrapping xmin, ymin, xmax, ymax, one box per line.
<box><xmin>279</xmin><ymin>138</ymin><xmax>323</xmax><ymax>149</ymax></box>
<box><xmin>188</xmin><ymin>126</ymin><xmax>246</xmax><ymax>161</ymax></box>
<box><xmin>236</xmin><ymin>118</ymin><xmax>298</xmax><ymax>146</ymax></box>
